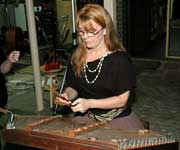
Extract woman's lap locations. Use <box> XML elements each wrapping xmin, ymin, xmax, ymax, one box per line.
<box><xmin>73</xmin><ymin>112</ymin><xmax>144</xmax><ymax>130</ymax></box>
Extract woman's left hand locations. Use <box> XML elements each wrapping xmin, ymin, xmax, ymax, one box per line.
<box><xmin>71</xmin><ymin>98</ymin><xmax>90</xmax><ymax>113</ymax></box>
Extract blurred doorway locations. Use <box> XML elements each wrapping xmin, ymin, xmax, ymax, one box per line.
<box><xmin>165</xmin><ymin>0</ymin><xmax>180</xmax><ymax>59</ymax></box>
<box><xmin>125</xmin><ymin>0</ymin><xmax>167</xmax><ymax>60</ymax></box>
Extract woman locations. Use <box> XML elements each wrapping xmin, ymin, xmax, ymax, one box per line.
<box><xmin>56</xmin><ymin>4</ymin><xmax>144</xmax><ymax>130</ymax></box>
<box><xmin>0</xmin><ymin>50</ymin><xmax>20</xmax><ymax>108</ymax></box>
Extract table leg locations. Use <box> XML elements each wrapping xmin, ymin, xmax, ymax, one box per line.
<box><xmin>50</xmin><ymin>76</ymin><xmax>53</xmax><ymax>108</ymax></box>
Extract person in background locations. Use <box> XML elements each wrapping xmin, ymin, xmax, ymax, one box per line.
<box><xmin>0</xmin><ymin>50</ymin><xmax>20</xmax><ymax>108</ymax></box>
<box><xmin>56</xmin><ymin>4</ymin><xmax>144</xmax><ymax>130</ymax></box>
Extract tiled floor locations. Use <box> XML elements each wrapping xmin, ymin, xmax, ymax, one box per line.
<box><xmin>132</xmin><ymin>59</ymin><xmax>180</xmax><ymax>141</ymax></box>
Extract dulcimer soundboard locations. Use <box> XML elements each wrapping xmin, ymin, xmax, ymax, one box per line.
<box><xmin>2</xmin><ymin>115</ymin><xmax>179</xmax><ymax>150</ymax></box>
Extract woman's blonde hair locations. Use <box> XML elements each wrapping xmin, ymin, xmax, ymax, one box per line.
<box><xmin>72</xmin><ymin>4</ymin><xmax>126</xmax><ymax>77</ymax></box>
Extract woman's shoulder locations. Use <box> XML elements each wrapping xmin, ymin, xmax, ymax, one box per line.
<box><xmin>107</xmin><ymin>50</ymin><xmax>132</xmax><ymax>62</ymax></box>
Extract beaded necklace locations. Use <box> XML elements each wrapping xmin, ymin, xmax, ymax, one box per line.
<box><xmin>83</xmin><ymin>50</ymin><xmax>108</xmax><ymax>84</ymax></box>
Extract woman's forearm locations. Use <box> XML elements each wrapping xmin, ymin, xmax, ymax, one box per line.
<box><xmin>89</xmin><ymin>91</ymin><xmax>130</xmax><ymax>109</ymax></box>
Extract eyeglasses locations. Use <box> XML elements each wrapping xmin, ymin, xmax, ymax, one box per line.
<box><xmin>77</xmin><ymin>28</ymin><xmax>104</xmax><ymax>37</ymax></box>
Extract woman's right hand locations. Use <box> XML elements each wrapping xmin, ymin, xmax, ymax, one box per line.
<box><xmin>54</xmin><ymin>93</ymin><xmax>71</xmax><ymax>106</ymax></box>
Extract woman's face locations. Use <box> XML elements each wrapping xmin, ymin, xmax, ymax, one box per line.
<box><xmin>78</xmin><ymin>20</ymin><xmax>105</xmax><ymax>49</ymax></box>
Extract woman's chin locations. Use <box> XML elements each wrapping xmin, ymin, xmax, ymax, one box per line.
<box><xmin>85</xmin><ymin>44</ymin><xmax>98</xmax><ymax>49</ymax></box>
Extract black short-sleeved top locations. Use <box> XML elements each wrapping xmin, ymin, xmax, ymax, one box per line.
<box><xmin>66</xmin><ymin>51</ymin><xmax>136</xmax><ymax>116</ymax></box>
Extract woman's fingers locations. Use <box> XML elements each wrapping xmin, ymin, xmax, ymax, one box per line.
<box><xmin>54</xmin><ymin>96</ymin><xmax>71</xmax><ymax>106</ymax></box>
<box><xmin>71</xmin><ymin>99</ymin><xmax>89</xmax><ymax>113</ymax></box>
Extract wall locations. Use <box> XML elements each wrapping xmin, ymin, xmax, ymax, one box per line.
<box><xmin>0</xmin><ymin>4</ymin><xmax>16</xmax><ymax>30</ymax></box>
<box><xmin>14</xmin><ymin>3</ymin><xmax>27</xmax><ymax>31</ymax></box>
<box><xmin>56</xmin><ymin>0</ymin><xmax>77</xmax><ymax>46</ymax></box>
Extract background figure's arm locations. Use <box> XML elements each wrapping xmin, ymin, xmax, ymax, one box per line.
<box><xmin>0</xmin><ymin>51</ymin><xmax>20</xmax><ymax>74</ymax></box>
